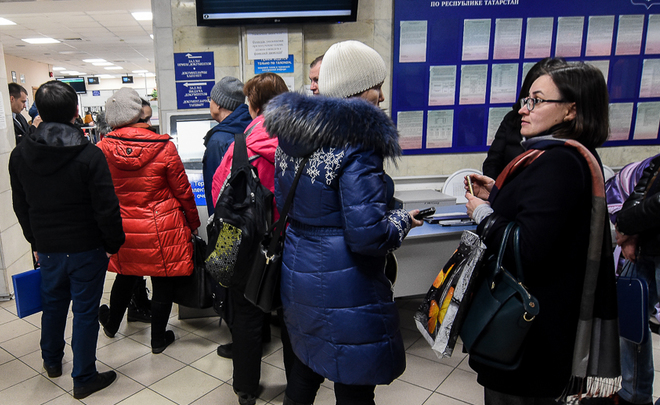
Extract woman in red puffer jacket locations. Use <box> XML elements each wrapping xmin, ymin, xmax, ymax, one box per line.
<box><xmin>96</xmin><ymin>88</ymin><xmax>200</xmax><ymax>354</ymax></box>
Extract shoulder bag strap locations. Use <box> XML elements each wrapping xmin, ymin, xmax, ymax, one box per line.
<box><xmin>230</xmin><ymin>125</ymin><xmax>256</xmax><ymax>174</ymax></box>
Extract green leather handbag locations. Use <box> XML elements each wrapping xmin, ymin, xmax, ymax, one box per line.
<box><xmin>460</xmin><ymin>222</ymin><xmax>539</xmax><ymax>371</ymax></box>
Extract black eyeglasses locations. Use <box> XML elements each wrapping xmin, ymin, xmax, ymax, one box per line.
<box><xmin>520</xmin><ymin>97</ymin><xmax>566</xmax><ymax>111</ymax></box>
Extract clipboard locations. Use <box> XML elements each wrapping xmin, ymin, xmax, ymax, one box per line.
<box><xmin>12</xmin><ymin>269</ymin><xmax>42</xmax><ymax>318</ymax></box>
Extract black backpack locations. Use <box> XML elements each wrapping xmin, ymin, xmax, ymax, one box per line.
<box><xmin>205</xmin><ymin>130</ymin><xmax>274</xmax><ymax>291</ymax></box>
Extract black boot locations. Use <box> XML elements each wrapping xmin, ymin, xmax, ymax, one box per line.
<box><xmin>151</xmin><ymin>301</ymin><xmax>175</xmax><ymax>354</ymax></box>
<box><xmin>128</xmin><ymin>278</ymin><xmax>151</xmax><ymax>323</ymax></box>
<box><xmin>98</xmin><ymin>304</ymin><xmax>121</xmax><ymax>338</ymax></box>
<box><xmin>283</xmin><ymin>394</ymin><xmax>312</xmax><ymax>405</ymax></box>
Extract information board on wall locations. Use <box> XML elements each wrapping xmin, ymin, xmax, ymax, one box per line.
<box><xmin>393</xmin><ymin>0</ymin><xmax>660</xmax><ymax>155</ymax></box>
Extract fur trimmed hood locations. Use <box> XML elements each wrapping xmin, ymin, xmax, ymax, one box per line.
<box><xmin>263</xmin><ymin>92</ymin><xmax>401</xmax><ymax>159</ymax></box>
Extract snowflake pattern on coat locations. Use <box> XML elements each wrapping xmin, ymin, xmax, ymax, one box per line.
<box><xmin>386</xmin><ymin>208</ymin><xmax>413</xmax><ymax>245</ymax></box>
<box><xmin>276</xmin><ymin>146</ymin><xmax>345</xmax><ymax>185</ymax></box>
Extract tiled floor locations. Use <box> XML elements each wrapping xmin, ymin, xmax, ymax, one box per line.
<box><xmin>2</xmin><ymin>273</ymin><xmax>660</xmax><ymax>405</ymax></box>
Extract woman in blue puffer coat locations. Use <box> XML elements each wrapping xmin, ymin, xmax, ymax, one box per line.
<box><xmin>263</xmin><ymin>40</ymin><xmax>423</xmax><ymax>405</ymax></box>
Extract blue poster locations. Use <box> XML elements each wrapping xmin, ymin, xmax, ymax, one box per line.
<box><xmin>92</xmin><ymin>90</ymin><xmax>100</xmax><ymax>96</ymax></box>
<box><xmin>255</xmin><ymin>55</ymin><xmax>295</xmax><ymax>74</ymax></box>
<box><xmin>174</xmin><ymin>52</ymin><xmax>215</xmax><ymax>81</ymax></box>
<box><xmin>176</xmin><ymin>81</ymin><xmax>214</xmax><ymax>110</ymax></box>
<box><xmin>187</xmin><ymin>171</ymin><xmax>206</xmax><ymax>207</ymax></box>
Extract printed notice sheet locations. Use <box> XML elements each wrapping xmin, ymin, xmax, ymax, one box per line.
<box><xmin>588</xmin><ymin>60</ymin><xmax>610</xmax><ymax>83</ymax></box>
<box><xmin>646</xmin><ymin>15</ymin><xmax>660</xmax><ymax>55</ymax></box>
<box><xmin>487</xmin><ymin>107</ymin><xmax>511</xmax><ymax>146</ymax></box>
<box><xmin>493</xmin><ymin>19</ymin><xmax>522</xmax><ymax>60</ymax></box>
<box><xmin>633</xmin><ymin>102</ymin><xmax>660</xmax><ymax>140</ymax></box>
<box><xmin>397</xmin><ymin>111</ymin><xmax>424</xmax><ymax>149</ymax></box>
<box><xmin>522</xmin><ymin>62</ymin><xmax>536</xmax><ymax>85</ymax></box>
<box><xmin>555</xmin><ymin>17</ymin><xmax>584</xmax><ymax>58</ymax></box>
<box><xmin>426</xmin><ymin>110</ymin><xmax>454</xmax><ymax>149</ymax></box>
<box><xmin>490</xmin><ymin>64</ymin><xmax>518</xmax><ymax>104</ymax></box>
<box><xmin>462</xmin><ymin>19</ymin><xmax>491</xmax><ymax>61</ymax></box>
<box><xmin>615</xmin><ymin>14</ymin><xmax>644</xmax><ymax>56</ymax></box>
<box><xmin>586</xmin><ymin>15</ymin><xmax>614</xmax><ymax>57</ymax></box>
<box><xmin>460</xmin><ymin>64</ymin><xmax>488</xmax><ymax>105</ymax></box>
<box><xmin>429</xmin><ymin>66</ymin><xmax>457</xmax><ymax>106</ymax></box>
<box><xmin>609</xmin><ymin>103</ymin><xmax>634</xmax><ymax>141</ymax></box>
<box><xmin>524</xmin><ymin>18</ymin><xmax>554</xmax><ymax>59</ymax></box>
<box><xmin>640</xmin><ymin>59</ymin><xmax>660</xmax><ymax>98</ymax></box>
<box><xmin>400</xmin><ymin>21</ymin><xmax>428</xmax><ymax>63</ymax></box>
<box><xmin>0</xmin><ymin>96</ymin><xmax>6</xmax><ymax>131</ymax></box>
<box><xmin>247</xmin><ymin>28</ymin><xmax>288</xmax><ymax>60</ymax></box>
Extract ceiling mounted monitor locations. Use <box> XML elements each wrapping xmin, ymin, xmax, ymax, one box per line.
<box><xmin>122</xmin><ymin>76</ymin><xmax>134</xmax><ymax>84</ymax></box>
<box><xmin>87</xmin><ymin>77</ymin><xmax>99</xmax><ymax>85</ymax></box>
<box><xmin>196</xmin><ymin>0</ymin><xmax>359</xmax><ymax>26</ymax></box>
<box><xmin>56</xmin><ymin>77</ymin><xmax>86</xmax><ymax>94</ymax></box>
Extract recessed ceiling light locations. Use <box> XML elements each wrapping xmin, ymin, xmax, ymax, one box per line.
<box><xmin>145</xmin><ymin>73</ymin><xmax>156</xmax><ymax>77</ymax></box>
<box><xmin>0</xmin><ymin>17</ymin><xmax>16</xmax><ymax>25</ymax></box>
<box><xmin>52</xmin><ymin>67</ymin><xmax>66</xmax><ymax>71</ymax></box>
<box><xmin>22</xmin><ymin>37</ymin><xmax>60</xmax><ymax>44</ymax></box>
<box><xmin>132</xmin><ymin>70</ymin><xmax>148</xmax><ymax>73</ymax></box>
<box><xmin>105</xmin><ymin>66</ymin><xmax>123</xmax><ymax>70</ymax></box>
<box><xmin>98</xmin><ymin>74</ymin><xmax>115</xmax><ymax>79</ymax></box>
<box><xmin>92</xmin><ymin>62</ymin><xmax>113</xmax><ymax>66</ymax></box>
<box><xmin>132</xmin><ymin>12</ymin><xmax>153</xmax><ymax>21</ymax></box>
<box><xmin>83</xmin><ymin>59</ymin><xmax>106</xmax><ymax>63</ymax></box>
<box><xmin>61</xmin><ymin>71</ymin><xmax>80</xmax><ymax>75</ymax></box>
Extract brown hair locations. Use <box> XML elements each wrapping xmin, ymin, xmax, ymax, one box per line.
<box><xmin>243</xmin><ymin>73</ymin><xmax>288</xmax><ymax>116</ymax></box>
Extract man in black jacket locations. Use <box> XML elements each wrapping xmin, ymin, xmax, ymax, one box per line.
<box><xmin>9</xmin><ymin>80</ymin><xmax>125</xmax><ymax>400</ymax></box>
<box><xmin>9</xmin><ymin>83</ymin><xmax>30</xmax><ymax>144</ymax></box>
<box><xmin>614</xmin><ymin>155</ymin><xmax>660</xmax><ymax>405</ymax></box>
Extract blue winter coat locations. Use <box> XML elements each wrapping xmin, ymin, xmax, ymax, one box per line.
<box><xmin>202</xmin><ymin>104</ymin><xmax>252</xmax><ymax>215</ymax></box>
<box><xmin>264</xmin><ymin>93</ymin><xmax>411</xmax><ymax>386</ymax></box>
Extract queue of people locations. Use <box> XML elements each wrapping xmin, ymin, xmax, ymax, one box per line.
<box><xmin>9</xmin><ymin>39</ymin><xmax>660</xmax><ymax>405</ymax></box>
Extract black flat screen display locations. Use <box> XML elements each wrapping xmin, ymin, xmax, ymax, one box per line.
<box><xmin>57</xmin><ymin>77</ymin><xmax>86</xmax><ymax>94</ymax></box>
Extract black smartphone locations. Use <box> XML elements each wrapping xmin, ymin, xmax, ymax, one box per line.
<box><xmin>414</xmin><ymin>207</ymin><xmax>436</xmax><ymax>220</ymax></box>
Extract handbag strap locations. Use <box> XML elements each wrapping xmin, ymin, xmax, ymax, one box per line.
<box><xmin>495</xmin><ymin>222</ymin><xmax>525</xmax><ymax>283</ymax></box>
<box><xmin>266</xmin><ymin>156</ymin><xmax>310</xmax><ymax>255</ymax></box>
<box><xmin>231</xmin><ymin>125</ymin><xmax>255</xmax><ymax>174</ymax></box>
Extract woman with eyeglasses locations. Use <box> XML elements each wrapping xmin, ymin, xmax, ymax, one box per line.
<box><xmin>464</xmin><ymin>61</ymin><xmax>619</xmax><ymax>403</ymax></box>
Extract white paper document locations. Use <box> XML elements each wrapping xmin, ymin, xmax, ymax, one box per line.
<box><xmin>493</xmin><ymin>18</ymin><xmax>522</xmax><ymax>60</ymax></box>
<box><xmin>555</xmin><ymin>16</ymin><xmax>584</xmax><ymax>57</ymax></box>
<box><xmin>616</xmin><ymin>14</ymin><xmax>644</xmax><ymax>56</ymax></box>
<box><xmin>587</xmin><ymin>60</ymin><xmax>610</xmax><ymax>84</ymax></box>
<box><xmin>487</xmin><ymin>107</ymin><xmax>511</xmax><ymax>146</ymax></box>
<box><xmin>640</xmin><ymin>59</ymin><xmax>660</xmax><ymax>98</ymax></box>
<box><xmin>633</xmin><ymin>102</ymin><xmax>660</xmax><ymax>140</ymax></box>
<box><xmin>462</xmin><ymin>19</ymin><xmax>491</xmax><ymax>61</ymax></box>
<box><xmin>646</xmin><ymin>14</ymin><xmax>660</xmax><ymax>55</ymax></box>
<box><xmin>586</xmin><ymin>15</ymin><xmax>614</xmax><ymax>57</ymax></box>
<box><xmin>524</xmin><ymin>17</ymin><xmax>553</xmax><ymax>59</ymax></box>
<box><xmin>426</xmin><ymin>110</ymin><xmax>454</xmax><ymax>149</ymax></box>
<box><xmin>459</xmin><ymin>64</ymin><xmax>488</xmax><ymax>105</ymax></box>
<box><xmin>428</xmin><ymin>66</ymin><xmax>457</xmax><ymax>106</ymax></box>
<box><xmin>247</xmin><ymin>28</ymin><xmax>288</xmax><ymax>60</ymax></box>
<box><xmin>490</xmin><ymin>63</ymin><xmax>519</xmax><ymax>104</ymax></box>
<box><xmin>400</xmin><ymin>21</ymin><xmax>428</xmax><ymax>63</ymax></box>
<box><xmin>397</xmin><ymin>111</ymin><xmax>424</xmax><ymax>149</ymax></box>
<box><xmin>609</xmin><ymin>103</ymin><xmax>634</xmax><ymax>141</ymax></box>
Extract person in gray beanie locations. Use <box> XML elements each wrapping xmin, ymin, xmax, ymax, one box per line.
<box><xmin>104</xmin><ymin>87</ymin><xmax>143</xmax><ymax>128</ymax></box>
<box><xmin>203</xmin><ymin>76</ymin><xmax>253</xmax><ymax>216</ymax></box>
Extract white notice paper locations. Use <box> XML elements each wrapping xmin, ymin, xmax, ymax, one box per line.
<box><xmin>640</xmin><ymin>59</ymin><xmax>660</xmax><ymax>98</ymax></box>
<box><xmin>587</xmin><ymin>60</ymin><xmax>611</xmax><ymax>83</ymax></box>
<box><xmin>609</xmin><ymin>103</ymin><xmax>634</xmax><ymax>141</ymax></box>
<box><xmin>247</xmin><ymin>28</ymin><xmax>288</xmax><ymax>60</ymax></box>
<box><xmin>428</xmin><ymin>66</ymin><xmax>457</xmax><ymax>106</ymax></box>
<box><xmin>490</xmin><ymin>63</ymin><xmax>519</xmax><ymax>104</ymax></box>
<box><xmin>524</xmin><ymin>17</ymin><xmax>554</xmax><ymax>59</ymax></box>
<box><xmin>646</xmin><ymin>14</ymin><xmax>660</xmax><ymax>55</ymax></box>
<box><xmin>397</xmin><ymin>111</ymin><xmax>424</xmax><ymax>150</ymax></box>
<box><xmin>522</xmin><ymin>62</ymin><xmax>536</xmax><ymax>85</ymax></box>
<box><xmin>400</xmin><ymin>21</ymin><xmax>428</xmax><ymax>63</ymax></box>
<box><xmin>586</xmin><ymin>15</ymin><xmax>615</xmax><ymax>57</ymax></box>
<box><xmin>633</xmin><ymin>102</ymin><xmax>660</xmax><ymax>140</ymax></box>
<box><xmin>493</xmin><ymin>18</ymin><xmax>522</xmax><ymax>60</ymax></box>
<box><xmin>0</xmin><ymin>95</ymin><xmax>6</xmax><ymax>131</ymax></box>
<box><xmin>282</xmin><ymin>76</ymin><xmax>295</xmax><ymax>93</ymax></box>
<box><xmin>555</xmin><ymin>17</ymin><xmax>585</xmax><ymax>58</ymax></box>
<box><xmin>616</xmin><ymin>15</ymin><xmax>644</xmax><ymax>56</ymax></box>
<box><xmin>460</xmin><ymin>64</ymin><xmax>488</xmax><ymax>105</ymax></box>
<box><xmin>487</xmin><ymin>107</ymin><xmax>511</xmax><ymax>146</ymax></box>
<box><xmin>462</xmin><ymin>19</ymin><xmax>491</xmax><ymax>61</ymax></box>
<box><xmin>426</xmin><ymin>110</ymin><xmax>454</xmax><ymax>149</ymax></box>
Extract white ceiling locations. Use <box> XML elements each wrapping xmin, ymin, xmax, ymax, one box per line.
<box><xmin>0</xmin><ymin>0</ymin><xmax>155</xmax><ymax>77</ymax></box>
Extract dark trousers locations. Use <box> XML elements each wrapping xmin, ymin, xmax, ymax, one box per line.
<box><xmin>286</xmin><ymin>352</ymin><xmax>376</xmax><ymax>405</ymax></box>
<box><xmin>484</xmin><ymin>388</ymin><xmax>559</xmax><ymax>405</ymax></box>
<box><xmin>39</xmin><ymin>248</ymin><xmax>108</xmax><ymax>386</ymax></box>
<box><xmin>230</xmin><ymin>287</ymin><xmax>267</xmax><ymax>396</ymax></box>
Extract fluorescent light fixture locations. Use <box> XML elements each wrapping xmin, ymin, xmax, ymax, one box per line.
<box><xmin>82</xmin><ymin>58</ymin><xmax>106</xmax><ymax>63</ymax></box>
<box><xmin>98</xmin><ymin>74</ymin><xmax>115</xmax><ymax>79</ymax></box>
<box><xmin>132</xmin><ymin>70</ymin><xmax>148</xmax><ymax>73</ymax></box>
<box><xmin>105</xmin><ymin>66</ymin><xmax>123</xmax><ymax>70</ymax></box>
<box><xmin>92</xmin><ymin>62</ymin><xmax>113</xmax><ymax>66</ymax></box>
<box><xmin>22</xmin><ymin>37</ymin><xmax>60</xmax><ymax>44</ymax></box>
<box><xmin>0</xmin><ymin>17</ymin><xmax>16</xmax><ymax>25</ymax></box>
<box><xmin>132</xmin><ymin>12</ymin><xmax>152</xmax><ymax>21</ymax></box>
<box><xmin>52</xmin><ymin>67</ymin><xmax>66</xmax><ymax>71</ymax></box>
<box><xmin>61</xmin><ymin>71</ymin><xmax>81</xmax><ymax>75</ymax></box>
<box><xmin>145</xmin><ymin>73</ymin><xmax>156</xmax><ymax>77</ymax></box>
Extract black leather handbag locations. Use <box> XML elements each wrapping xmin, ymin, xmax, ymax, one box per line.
<box><xmin>460</xmin><ymin>222</ymin><xmax>539</xmax><ymax>370</ymax></box>
<box><xmin>617</xmin><ymin>260</ymin><xmax>649</xmax><ymax>344</ymax></box>
<box><xmin>173</xmin><ymin>234</ymin><xmax>214</xmax><ymax>309</ymax></box>
<box><xmin>244</xmin><ymin>156</ymin><xmax>309</xmax><ymax>313</ymax></box>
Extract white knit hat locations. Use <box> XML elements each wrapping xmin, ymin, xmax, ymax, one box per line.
<box><xmin>105</xmin><ymin>87</ymin><xmax>143</xmax><ymax>128</ymax></box>
<box><xmin>318</xmin><ymin>40</ymin><xmax>387</xmax><ymax>99</ymax></box>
